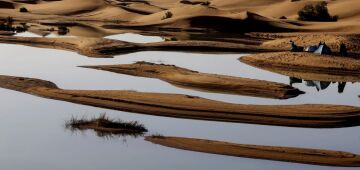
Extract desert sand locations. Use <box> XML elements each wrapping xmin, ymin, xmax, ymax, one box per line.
<box><xmin>0</xmin><ymin>0</ymin><xmax>359</xmax><ymax>37</ymax></box>
<box><xmin>0</xmin><ymin>35</ymin><xmax>282</xmax><ymax>58</ymax></box>
<box><xmin>146</xmin><ymin>136</ymin><xmax>360</xmax><ymax>167</ymax></box>
<box><xmin>1</xmin><ymin>0</ymin><xmax>360</xmax><ymax>168</ymax></box>
<box><xmin>81</xmin><ymin>61</ymin><xmax>303</xmax><ymax>99</ymax></box>
<box><xmin>1</xmin><ymin>75</ymin><xmax>360</xmax><ymax>128</ymax></box>
<box><xmin>240</xmin><ymin>52</ymin><xmax>360</xmax><ymax>80</ymax></box>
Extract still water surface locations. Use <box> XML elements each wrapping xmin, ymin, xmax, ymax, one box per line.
<box><xmin>0</xmin><ymin>36</ymin><xmax>359</xmax><ymax>170</ymax></box>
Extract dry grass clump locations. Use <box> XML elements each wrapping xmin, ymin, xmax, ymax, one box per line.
<box><xmin>162</xmin><ymin>11</ymin><xmax>173</xmax><ymax>20</ymax></box>
<box><xmin>65</xmin><ymin>113</ymin><xmax>147</xmax><ymax>138</ymax></box>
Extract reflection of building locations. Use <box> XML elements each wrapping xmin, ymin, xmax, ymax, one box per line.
<box><xmin>289</xmin><ymin>77</ymin><xmax>347</xmax><ymax>93</ymax></box>
<box><xmin>338</xmin><ymin>82</ymin><xmax>346</xmax><ymax>93</ymax></box>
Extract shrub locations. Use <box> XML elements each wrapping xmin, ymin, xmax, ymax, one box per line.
<box><xmin>19</xmin><ymin>7</ymin><xmax>28</xmax><ymax>13</ymax></box>
<box><xmin>162</xmin><ymin>11</ymin><xmax>173</xmax><ymax>20</ymax></box>
<box><xmin>298</xmin><ymin>2</ymin><xmax>338</xmax><ymax>22</ymax></box>
<box><xmin>201</xmin><ymin>1</ymin><xmax>210</xmax><ymax>6</ymax></box>
<box><xmin>65</xmin><ymin>113</ymin><xmax>148</xmax><ymax>138</ymax></box>
<box><xmin>57</xmin><ymin>26</ymin><xmax>69</xmax><ymax>35</ymax></box>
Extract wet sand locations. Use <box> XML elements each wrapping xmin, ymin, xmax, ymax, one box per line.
<box><xmin>81</xmin><ymin>61</ymin><xmax>303</xmax><ymax>99</ymax></box>
<box><xmin>145</xmin><ymin>136</ymin><xmax>360</xmax><ymax>167</ymax></box>
<box><xmin>1</xmin><ymin>75</ymin><xmax>360</xmax><ymax>128</ymax></box>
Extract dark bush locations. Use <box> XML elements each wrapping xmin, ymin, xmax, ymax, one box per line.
<box><xmin>298</xmin><ymin>2</ymin><xmax>338</xmax><ymax>22</ymax></box>
<box><xmin>57</xmin><ymin>26</ymin><xmax>69</xmax><ymax>35</ymax></box>
<box><xmin>19</xmin><ymin>7</ymin><xmax>28</xmax><ymax>13</ymax></box>
<box><xmin>162</xmin><ymin>11</ymin><xmax>173</xmax><ymax>20</ymax></box>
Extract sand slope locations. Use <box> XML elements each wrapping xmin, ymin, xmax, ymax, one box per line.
<box><xmin>259</xmin><ymin>33</ymin><xmax>360</xmax><ymax>56</ymax></box>
<box><xmin>81</xmin><ymin>61</ymin><xmax>303</xmax><ymax>99</ymax></box>
<box><xmin>1</xmin><ymin>0</ymin><xmax>360</xmax><ymax>32</ymax></box>
<box><xmin>146</xmin><ymin>136</ymin><xmax>360</xmax><ymax>167</ymax></box>
<box><xmin>240</xmin><ymin>52</ymin><xmax>360</xmax><ymax>77</ymax></box>
<box><xmin>0</xmin><ymin>36</ymin><xmax>282</xmax><ymax>58</ymax></box>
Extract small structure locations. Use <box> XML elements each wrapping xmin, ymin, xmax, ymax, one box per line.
<box><xmin>305</xmin><ymin>45</ymin><xmax>318</xmax><ymax>52</ymax></box>
<box><xmin>314</xmin><ymin>43</ymin><xmax>332</xmax><ymax>55</ymax></box>
<box><xmin>290</xmin><ymin>40</ymin><xmax>304</xmax><ymax>52</ymax></box>
<box><xmin>340</xmin><ymin>43</ymin><xmax>348</xmax><ymax>57</ymax></box>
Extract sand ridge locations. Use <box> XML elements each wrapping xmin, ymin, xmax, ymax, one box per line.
<box><xmin>240</xmin><ymin>52</ymin><xmax>360</xmax><ymax>78</ymax></box>
<box><xmin>145</xmin><ymin>136</ymin><xmax>360</xmax><ymax>167</ymax></box>
<box><xmin>1</xmin><ymin>75</ymin><xmax>360</xmax><ymax>128</ymax></box>
<box><xmin>81</xmin><ymin>61</ymin><xmax>304</xmax><ymax>99</ymax></box>
<box><xmin>0</xmin><ymin>35</ymin><xmax>283</xmax><ymax>57</ymax></box>
<box><xmin>2</xmin><ymin>0</ymin><xmax>360</xmax><ymax>32</ymax></box>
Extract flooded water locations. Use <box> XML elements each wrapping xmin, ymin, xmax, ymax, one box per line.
<box><xmin>105</xmin><ymin>33</ymin><xmax>165</xmax><ymax>43</ymax></box>
<box><xmin>0</xmin><ymin>34</ymin><xmax>360</xmax><ymax>170</ymax></box>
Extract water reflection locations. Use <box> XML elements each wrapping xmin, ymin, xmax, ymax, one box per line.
<box><xmin>290</xmin><ymin>77</ymin><xmax>348</xmax><ymax>93</ymax></box>
<box><xmin>1</xmin><ymin>43</ymin><xmax>360</xmax><ymax>170</ymax></box>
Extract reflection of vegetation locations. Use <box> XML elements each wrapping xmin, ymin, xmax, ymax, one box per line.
<box><xmin>290</xmin><ymin>77</ymin><xmax>347</xmax><ymax>93</ymax></box>
<box><xmin>65</xmin><ymin>113</ymin><xmax>147</xmax><ymax>139</ymax></box>
<box><xmin>149</xmin><ymin>133</ymin><xmax>165</xmax><ymax>139</ymax></box>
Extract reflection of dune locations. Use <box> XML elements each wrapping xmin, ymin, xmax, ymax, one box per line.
<box><xmin>146</xmin><ymin>136</ymin><xmax>360</xmax><ymax>167</ymax></box>
<box><xmin>285</xmin><ymin>69</ymin><xmax>360</xmax><ymax>83</ymax></box>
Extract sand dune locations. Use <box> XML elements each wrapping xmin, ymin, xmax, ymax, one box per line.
<box><xmin>20</xmin><ymin>0</ymin><xmax>104</xmax><ymax>15</ymax></box>
<box><xmin>0</xmin><ymin>35</ymin><xmax>283</xmax><ymax>57</ymax></box>
<box><xmin>146</xmin><ymin>136</ymin><xmax>360</xmax><ymax>167</ymax></box>
<box><xmin>1</xmin><ymin>75</ymin><xmax>360</xmax><ymax>128</ymax></box>
<box><xmin>0</xmin><ymin>0</ymin><xmax>359</xmax><ymax>32</ymax></box>
<box><xmin>258</xmin><ymin>33</ymin><xmax>360</xmax><ymax>56</ymax></box>
<box><xmin>240</xmin><ymin>52</ymin><xmax>360</xmax><ymax>78</ymax></box>
<box><xmin>0</xmin><ymin>0</ymin><xmax>16</xmax><ymax>9</ymax></box>
<box><xmin>81</xmin><ymin>61</ymin><xmax>303</xmax><ymax>99</ymax></box>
